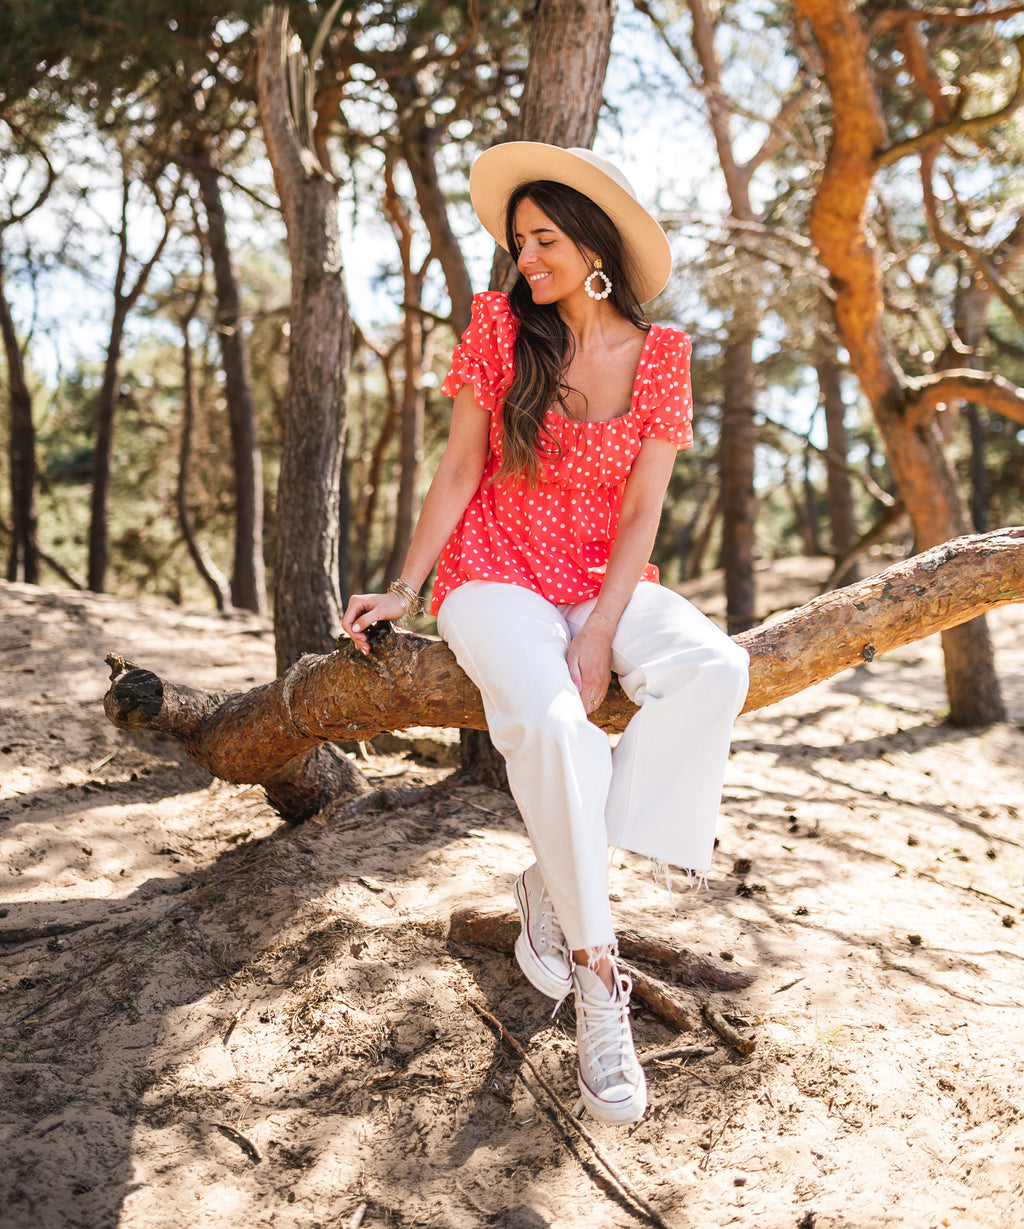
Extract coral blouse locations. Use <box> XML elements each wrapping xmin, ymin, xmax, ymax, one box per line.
<box><xmin>431</xmin><ymin>291</ymin><xmax>693</xmax><ymax>615</ymax></box>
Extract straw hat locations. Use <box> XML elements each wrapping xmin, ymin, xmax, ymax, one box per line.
<box><xmin>469</xmin><ymin>141</ymin><xmax>672</xmax><ymax>304</ymax></box>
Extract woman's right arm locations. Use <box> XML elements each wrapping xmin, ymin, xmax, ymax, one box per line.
<box><xmin>341</xmin><ymin>383</ymin><xmax>490</xmax><ymax>653</ymax></box>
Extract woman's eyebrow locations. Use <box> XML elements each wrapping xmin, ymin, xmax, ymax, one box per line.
<box><xmin>514</xmin><ymin>225</ymin><xmax>558</xmax><ymax>241</ymax></box>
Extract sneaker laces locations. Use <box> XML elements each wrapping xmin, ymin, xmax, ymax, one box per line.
<box><xmin>533</xmin><ymin>886</ymin><xmax>571</xmax><ymax>1017</ymax></box>
<box><xmin>576</xmin><ymin>973</ymin><xmax>638</xmax><ymax>1089</ymax></box>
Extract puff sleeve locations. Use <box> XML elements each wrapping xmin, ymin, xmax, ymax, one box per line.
<box><xmin>641</xmin><ymin>328</ymin><xmax>694</xmax><ymax>450</ymax></box>
<box><xmin>440</xmin><ymin>291</ymin><xmax>517</xmax><ymax>414</ymax></box>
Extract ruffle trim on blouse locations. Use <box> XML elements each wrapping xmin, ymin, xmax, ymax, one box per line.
<box><xmin>439</xmin><ymin>291</ymin><xmax>516</xmax><ymax>415</ymax></box>
<box><xmin>640</xmin><ymin>331</ymin><xmax>694</xmax><ymax>450</ymax></box>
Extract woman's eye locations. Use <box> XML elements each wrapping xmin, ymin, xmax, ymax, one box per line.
<box><xmin>539</xmin><ymin>240</ymin><xmax>554</xmax><ymax>247</ymax></box>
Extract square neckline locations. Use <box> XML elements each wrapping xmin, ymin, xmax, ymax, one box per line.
<box><xmin>544</xmin><ymin>325</ymin><xmax>660</xmax><ymax>428</ymax></box>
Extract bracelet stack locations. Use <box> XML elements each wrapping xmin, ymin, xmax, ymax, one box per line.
<box><xmin>387</xmin><ymin>577</ymin><xmax>424</xmax><ymax>617</ymax></box>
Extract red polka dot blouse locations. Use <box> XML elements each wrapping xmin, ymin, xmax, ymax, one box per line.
<box><xmin>431</xmin><ymin>291</ymin><xmax>694</xmax><ymax>616</ymax></box>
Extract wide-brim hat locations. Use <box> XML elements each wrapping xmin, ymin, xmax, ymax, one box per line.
<box><xmin>469</xmin><ymin>141</ymin><xmax>672</xmax><ymax>304</ymax></box>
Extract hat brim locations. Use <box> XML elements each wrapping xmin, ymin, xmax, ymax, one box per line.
<box><xmin>469</xmin><ymin>142</ymin><xmax>672</xmax><ymax>304</ymax></box>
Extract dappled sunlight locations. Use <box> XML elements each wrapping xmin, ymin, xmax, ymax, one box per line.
<box><xmin>3</xmin><ymin>585</ymin><xmax>1024</xmax><ymax>1228</ymax></box>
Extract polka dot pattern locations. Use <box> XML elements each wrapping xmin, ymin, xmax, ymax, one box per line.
<box><xmin>432</xmin><ymin>291</ymin><xmax>694</xmax><ymax>615</ymax></box>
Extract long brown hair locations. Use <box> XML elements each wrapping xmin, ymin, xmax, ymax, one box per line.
<box><xmin>497</xmin><ymin>180</ymin><xmax>650</xmax><ymax>485</ymax></box>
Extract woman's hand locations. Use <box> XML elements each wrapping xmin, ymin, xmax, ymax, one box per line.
<box><xmin>341</xmin><ymin>591</ymin><xmax>409</xmax><ymax>655</ymax></box>
<box><xmin>567</xmin><ymin>613</ymin><xmax>615</xmax><ymax>714</ymax></box>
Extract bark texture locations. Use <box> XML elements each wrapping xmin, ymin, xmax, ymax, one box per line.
<box><xmin>258</xmin><ymin>6</ymin><xmax>351</xmax><ymax>672</ymax></box>
<box><xmin>1</xmin><ymin>243</ymin><xmax>37</xmax><ymax>584</ymax></box>
<box><xmin>194</xmin><ymin>141</ymin><xmax>266</xmax><ymax>615</ymax></box>
<box><xmin>489</xmin><ymin>0</ymin><xmax>617</xmax><ymax>290</ymax></box>
<box><xmin>2</xmin><ymin>141</ymin><xmax>54</xmax><ymax>585</ymax></box>
<box><xmin>719</xmin><ymin>333</ymin><xmax>758</xmax><ymax>633</ymax></box>
<box><xmin>795</xmin><ymin>0</ymin><xmax>1008</xmax><ymax>725</ymax></box>
<box><xmin>516</xmin><ymin>0</ymin><xmax>615</xmax><ymax>146</ymax></box>
<box><xmin>103</xmin><ymin>529</ymin><xmax>1024</xmax><ymax>820</ymax></box>
<box><xmin>688</xmin><ymin>0</ymin><xmax>760</xmax><ymax>634</ymax></box>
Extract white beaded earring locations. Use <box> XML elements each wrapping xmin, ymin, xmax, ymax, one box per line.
<box><xmin>584</xmin><ymin>256</ymin><xmax>613</xmax><ymax>300</ymax></box>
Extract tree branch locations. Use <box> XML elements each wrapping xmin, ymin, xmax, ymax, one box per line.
<box><xmin>103</xmin><ymin>530</ymin><xmax>1024</xmax><ymax>819</ymax></box>
<box><xmin>905</xmin><ymin>370</ymin><xmax>1024</xmax><ymax>428</ymax></box>
<box><xmin>871</xmin><ymin>4</ymin><xmax>1024</xmax><ymax>37</ymax></box>
<box><xmin>875</xmin><ymin>36</ymin><xmax>1024</xmax><ymax>168</ymax></box>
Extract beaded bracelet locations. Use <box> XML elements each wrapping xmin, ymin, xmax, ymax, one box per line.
<box><xmin>387</xmin><ymin>577</ymin><xmax>424</xmax><ymax>617</ymax></box>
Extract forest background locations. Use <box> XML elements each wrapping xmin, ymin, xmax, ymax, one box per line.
<box><xmin>2</xmin><ymin>0</ymin><xmax>1024</xmax><ymax>718</ymax></box>
<box><xmin>3</xmin><ymin>5</ymin><xmax>1024</xmax><ymax>1226</ymax></box>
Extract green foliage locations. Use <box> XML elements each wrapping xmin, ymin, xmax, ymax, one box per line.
<box><xmin>2</xmin><ymin>0</ymin><xmax>1023</xmax><ymax>612</ymax></box>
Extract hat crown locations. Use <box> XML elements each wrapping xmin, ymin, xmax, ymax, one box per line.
<box><xmin>563</xmin><ymin>148</ymin><xmax>639</xmax><ymax>204</ymax></box>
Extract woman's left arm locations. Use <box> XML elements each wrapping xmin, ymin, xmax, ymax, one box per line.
<box><xmin>566</xmin><ymin>435</ymin><xmax>678</xmax><ymax>708</ymax></box>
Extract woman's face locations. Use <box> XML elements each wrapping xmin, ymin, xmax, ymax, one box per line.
<box><xmin>513</xmin><ymin>197</ymin><xmax>595</xmax><ymax>306</ymax></box>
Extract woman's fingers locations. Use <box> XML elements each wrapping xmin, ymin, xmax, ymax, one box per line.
<box><xmin>567</xmin><ymin>638</ymin><xmax>609</xmax><ymax>711</ymax></box>
<box><xmin>342</xmin><ymin>594</ymin><xmax>384</xmax><ymax>655</ymax></box>
<box><xmin>341</xmin><ymin>592</ymin><xmax>412</xmax><ymax>655</ymax></box>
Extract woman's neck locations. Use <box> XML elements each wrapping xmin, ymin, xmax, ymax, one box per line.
<box><xmin>556</xmin><ymin>294</ymin><xmax>640</xmax><ymax>350</ymax></box>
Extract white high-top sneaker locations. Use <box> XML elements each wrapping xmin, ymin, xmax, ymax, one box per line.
<box><xmin>512</xmin><ymin>863</ymin><xmax>572</xmax><ymax>1000</ymax></box>
<box><xmin>572</xmin><ymin>964</ymin><xmax>647</xmax><ymax>1125</ymax></box>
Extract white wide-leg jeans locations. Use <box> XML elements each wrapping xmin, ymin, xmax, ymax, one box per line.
<box><xmin>437</xmin><ymin>580</ymin><xmax>749</xmax><ymax>954</ymax></box>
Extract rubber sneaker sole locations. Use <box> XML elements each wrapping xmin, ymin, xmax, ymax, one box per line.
<box><xmin>575</xmin><ymin>1066</ymin><xmax>647</xmax><ymax>1125</ymax></box>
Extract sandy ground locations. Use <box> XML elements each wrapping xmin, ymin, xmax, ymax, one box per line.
<box><xmin>1</xmin><ymin>567</ymin><xmax>1023</xmax><ymax>1229</ymax></box>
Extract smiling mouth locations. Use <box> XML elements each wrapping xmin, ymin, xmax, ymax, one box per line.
<box><xmin>527</xmin><ymin>272</ymin><xmax>550</xmax><ymax>283</ymax></box>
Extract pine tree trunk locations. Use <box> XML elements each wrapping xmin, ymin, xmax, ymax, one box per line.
<box><xmin>177</xmin><ymin>296</ymin><xmax>229</xmax><ymax>611</ymax></box>
<box><xmin>719</xmin><ymin>333</ymin><xmax>758</xmax><ymax>633</ymax></box>
<box><xmin>87</xmin><ymin>308</ymin><xmax>127</xmax><ymax>593</ymax></box>
<box><xmin>953</xmin><ymin>271</ymin><xmax>992</xmax><ymax>533</ymax></box>
<box><xmin>258</xmin><ymin>6</ymin><xmax>351</xmax><ymax>673</ymax></box>
<box><xmin>687</xmin><ymin>0</ymin><xmax>770</xmax><ymax>634</ymax></box>
<box><xmin>796</xmin><ymin>0</ymin><xmax>1005</xmax><ymax>726</ymax></box>
<box><xmin>489</xmin><ymin>0</ymin><xmax>617</xmax><ymax>288</ymax></box>
<box><xmin>194</xmin><ymin>144</ymin><xmax>266</xmax><ymax>614</ymax></box>
<box><xmin>86</xmin><ymin>168</ymin><xmax>171</xmax><ymax>595</ymax></box>
<box><xmin>816</xmin><ymin>345</ymin><xmax>859</xmax><ymax>582</ymax></box>
<box><xmin>0</xmin><ymin>246</ymin><xmax>38</xmax><ymax>584</ymax></box>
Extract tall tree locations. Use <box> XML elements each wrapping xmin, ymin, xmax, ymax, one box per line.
<box><xmin>257</xmin><ymin>3</ymin><xmax>350</xmax><ymax>672</ymax></box>
<box><xmin>0</xmin><ymin>124</ymin><xmax>56</xmax><ymax>584</ymax></box>
<box><xmin>192</xmin><ymin>134</ymin><xmax>267</xmax><ymax>613</ymax></box>
<box><xmin>795</xmin><ymin>0</ymin><xmax>1024</xmax><ymax>725</ymax></box>
<box><xmin>815</xmin><ymin>335</ymin><xmax>860</xmax><ymax>581</ymax></box>
<box><xmin>174</xmin><ymin>254</ymin><xmax>230</xmax><ymax>611</ymax></box>
<box><xmin>381</xmin><ymin>157</ymin><xmax>430</xmax><ymax>583</ymax></box>
<box><xmin>638</xmin><ymin>0</ymin><xmax>815</xmax><ymax>631</ymax></box>
<box><xmin>87</xmin><ymin>156</ymin><xmax>176</xmax><ymax>593</ymax></box>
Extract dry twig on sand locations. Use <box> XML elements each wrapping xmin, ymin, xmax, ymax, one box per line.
<box><xmin>468</xmin><ymin>1000</ymin><xmax>679</xmax><ymax>1229</ymax></box>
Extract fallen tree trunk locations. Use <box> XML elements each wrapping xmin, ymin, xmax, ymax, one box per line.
<box><xmin>103</xmin><ymin>529</ymin><xmax>1024</xmax><ymax>820</ymax></box>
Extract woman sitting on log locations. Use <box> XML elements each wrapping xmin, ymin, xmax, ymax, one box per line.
<box><xmin>342</xmin><ymin>142</ymin><xmax>749</xmax><ymax>1126</ymax></box>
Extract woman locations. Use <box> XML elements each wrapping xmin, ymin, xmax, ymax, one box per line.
<box><xmin>342</xmin><ymin>143</ymin><xmax>749</xmax><ymax>1126</ymax></box>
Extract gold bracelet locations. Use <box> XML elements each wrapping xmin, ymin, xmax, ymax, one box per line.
<box><xmin>387</xmin><ymin>577</ymin><xmax>424</xmax><ymax>617</ymax></box>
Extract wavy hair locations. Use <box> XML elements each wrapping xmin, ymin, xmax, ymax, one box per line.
<box><xmin>496</xmin><ymin>180</ymin><xmax>650</xmax><ymax>485</ymax></box>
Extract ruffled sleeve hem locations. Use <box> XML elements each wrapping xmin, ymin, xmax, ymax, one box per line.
<box><xmin>440</xmin><ymin>291</ymin><xmax>516</xmax><ymax>414</ymax></box>
<box><xmin>641</xmin><ymin>328</ymin><xmax>694</xmax><ymax>450</ymax></box>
